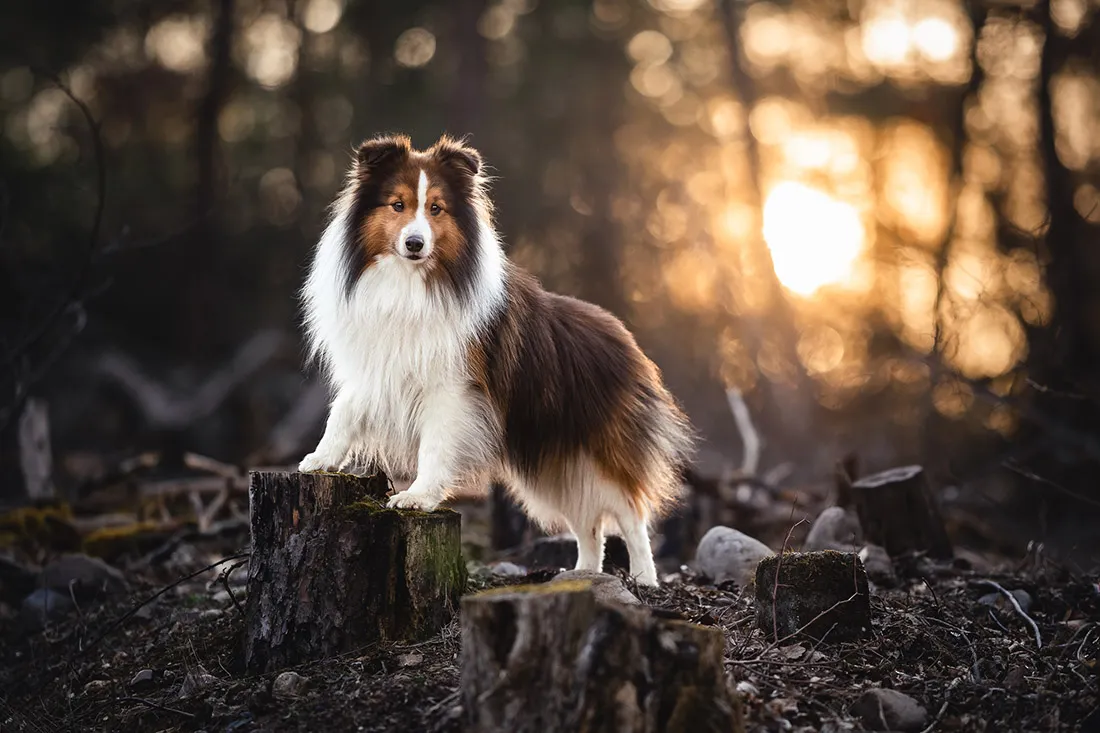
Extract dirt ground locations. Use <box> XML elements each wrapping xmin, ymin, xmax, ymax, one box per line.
<box><xmin>1</xmin><ymin>497</ymin><xmax>1098</xmax><ymax>733</ymax></box>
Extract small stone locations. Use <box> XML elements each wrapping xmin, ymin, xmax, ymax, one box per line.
<box><xmin>179</xmin><ymin>664</ymin><xmax>218</xmax><ymax>699</ymax></box>
<box><xmin>272</xmin><ymin>671</ymin><xmax>308</xmax><ymax>699</ymax></box>
<box><xmin>858</xmin><ymin>544</ymin><xmax>897</xmax><ymax>586</ymax></box>
<box><xmin>20</xmin><ymin>588</ymin><xmax>75</xmax><ymax>629</ymax></box>
<box><xmin>978</xmin><ymin>588</ymin><xmax>1033</xmax><ymax>614</ymax></box>
<box><xmin>550</xmin><ymin>569</ymin><xmax>640</xmax><ymax>607</ymax></box>
<box><xmin>200</xmin><ymin>608</ymin><xmax>225</xmax><ymax>620</ymax></box>
<box><xmin>804</xmin><ymin>507</ymin><xmax>862</xmax><ymax>551</ymax></box>
<box><xmin>396</xmin><ymin>652</ymin><xmax>423</xmax><ymax>667</ymax></box>
<box><xmin>695</xmin><ymin>526</ymin><xmax>774</xmax><ymax>587</ymax></box>
<box><xmin>489</xmin><ymin>561</ymin><xmax>526</xmax><ymax>577</ymax></box>
<box><xmin>735</xmin><ymin>681</ymin><xmax>759</xmax><ymax>697</ymax></box>
<box><xmin>755</xmin><ymin>550</ymin><xmax>872</xmax><ymax>643</ymax></box>
<box><xmin>851</xmin><ymin>688</ymin><xmax>928</xmax><ymax>732</ymax></box>
<box><xmin>40</xmin><ymin>554</ymin><xmax>126</xmax><ymax>600</ymax></box>
<box><xmin>130</xmin><ymin>669</ymin><xmax>156</xmax><ymax>691</ymax></box>
<box><xmin>82</xmin><ymin>679</ymin><xmax>112</xmax><ymax>696</ymax></box>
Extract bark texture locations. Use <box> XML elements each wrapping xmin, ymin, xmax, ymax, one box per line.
<box><xmin>243</xmin><ymin>470</ymin><xmax>466</xmax><ymax>673</ymax></box>
<box><xmin>461</xmin><ymin>580</ymin><xmax>741</xmax><ymax>733</ymax></box>
<box><xmin>850</xmin><ymin>465</ymin><xmax>953</xmax><ymax>560</ymax></box>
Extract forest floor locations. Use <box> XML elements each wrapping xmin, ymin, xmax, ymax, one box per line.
<box><xmin>1</xmin><ymin>493</ymin><xmax>1098</xmax><ymax>733</ymax></box>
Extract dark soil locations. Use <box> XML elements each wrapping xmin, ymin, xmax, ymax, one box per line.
<box><xmin>1</xmin><ymin>505</ymin><xmax>1098</xmax><ymax>732</ymax></box>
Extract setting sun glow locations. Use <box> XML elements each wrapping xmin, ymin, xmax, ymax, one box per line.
<box><xmin>762</xmin><ymin>182</ymin><xmax>865</xmax><ymax>296</ymax></box>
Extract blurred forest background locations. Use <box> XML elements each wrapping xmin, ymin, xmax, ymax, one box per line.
<box><xmin>1</xmin><ymin>0</ymin><xmax>1099</xmax><ymax>562</ymax></box>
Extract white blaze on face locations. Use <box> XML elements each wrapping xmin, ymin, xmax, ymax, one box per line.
<box><xmin>398</xmin><ymin>169</ymin><xmax>433</xmax><ymax>259</ymax></box>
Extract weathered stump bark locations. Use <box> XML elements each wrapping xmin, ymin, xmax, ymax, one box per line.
<box><xmin>461</xmin><ymin>581</ymin><xmax>741</xmax><ymax>733</ymax></box>
<box><xmin>243</xmin><ymin>470</ymin><xmax>466</xmax><ymax>673</ymax></box>
<box><xmin>850</xmin><ymin>465</ymin><xmax>953</xmax><ymax>560</ymax></box>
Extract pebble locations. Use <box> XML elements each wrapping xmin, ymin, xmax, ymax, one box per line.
<box><xmin>179</xmin><ymin>664</ymin><xmax>218</xmax><ymax>699</ymax></box>
<box><xmin>550</xmin><ymin>569</ymin><xmax>640</xmax><ymax>607</ymax></box>
<box><xmin>851</xmin><ymin>688</ymin><xmax>928</xmax><ymax>732</ymax></box>
<box><xmin>804</xmin><ymin>507</ymin><xmax>862</xmax><ymax>551</ymax></box>
<box><xmin>40</xmin><ymin>554</ymin><xmax>126</xmax><ymax>600</ymax></box>
<box><xmin>82</xmin><ymin>679</ymin><xmax>112</xmax><ymax>696</ymax></box>
<box><xmin>272</xmin><ymin>671</ymin><xmax>308</xmax><ymax>699</ymax></box>
<box><xmin>20</xmin><ymin>588</ymin><xmax>74</xmax><ymax>629</ymax></box>
<box><xmin>488</xmin><ymin>561</ymin><xmax>526</xmax><ymax>577</ymax></box>
<box><xmin>858</xmin><ymin>544</ymin><xmax>897</xmax><ymax>586</ymax></box>
<box><xmin>694</xmin><ymin>526</ymin><xmax>774</xmax><ymax>587</ymax></box>
<box><xmin>978</xmin><ymin>588</ymin><xmax>1033</xmax><ymax>614</ymax></box>
<box><xmin>129</xmin><ymin>668</ymin><xmax>156</xmax><ymax>691</ymax></box>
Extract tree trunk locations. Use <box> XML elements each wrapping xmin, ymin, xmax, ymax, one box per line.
<box><xmin>243</xmin><ymin>470</ymin><xmax>466</xmax><ymax>673</ymax></box>
<box><xmin>460</xmin><ymin>580</ymin><xmax>741</xmax><ymax>733</ymax></box>
<box><xmin>850</xmin><ymin>465</ymin><xmax>953</xmax><ymax>559</ymax></box>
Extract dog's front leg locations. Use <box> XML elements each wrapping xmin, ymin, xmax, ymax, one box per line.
<box><xmin>298</xmin><ymin>392</ymin><xmax>357</xmax><ymax>472</ymax></box>
<box><xmin>387</xmin><ymin>388</ymin><xmax>492</xmax><ymax>511</ymax></box>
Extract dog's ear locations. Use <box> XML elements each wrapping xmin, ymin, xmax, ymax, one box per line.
<box><xmin>355</xmin><ymin>135</ymin><xmax>411</xmax><ymax>171</ymax></box>
<box><xmin>433</xmin><ymin>136</ymin><xmax>482</xmax><ymax>177</ymax></box>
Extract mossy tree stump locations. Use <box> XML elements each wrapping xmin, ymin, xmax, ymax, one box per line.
<box><xmin>850</xmin><ymin>465</ymin><xmax>953</xmax><ymax>560</ymax></box>
<box><xmin>460</xmin><ymin>581</ymin><xmax>741</xmax><ymax>732</ymax></box>
<box><xmin>243</xmin><ymin>470</ymin><xmax>466</xmax><ymax>673</ymax></box>
<box><xmin>754</xmin><ymin>550</ymin><xmax>872</xmax><ymax>644</ymax></box>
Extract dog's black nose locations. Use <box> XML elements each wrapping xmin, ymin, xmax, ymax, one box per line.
<box><xmin>405</xmin><ymin>235</ymin><xmax>424</xmax><ymax>253</ymax></box>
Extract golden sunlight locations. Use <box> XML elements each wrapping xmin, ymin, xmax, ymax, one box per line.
<box><xmin>762</xmin><ymin>181</ymin><xmax>865</xmax><ymax>296</ymax></box>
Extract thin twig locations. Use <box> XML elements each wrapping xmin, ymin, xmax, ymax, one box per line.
<box><xmin>972</xmin><ymin>579</ymin><xmax>1042</xmax><ymax>648</ymax></box>
<box><xmin>83</xmin><ymin>552</ymin><xmax>251</xmax><ymax>655</ymax></box>
<box><xmin>219</xmin><ymin>559</ymin><xmax>248</xmax><ymax>616</ymax></box>
<box><xmin>116</xmin><ymin>697</ymin><xmax>195</xmax><ymax>719</ymax></box>
<box><xmin>920</xmin><ymin>677</ymin><xmax>962</xmax><ymax>733</ymax></box>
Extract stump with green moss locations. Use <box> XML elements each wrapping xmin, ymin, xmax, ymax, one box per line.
<box><xmin>460</xmin><ymin>580</ymin><xmax>741</xmax><ymax>733</ymax></box>
<box><xmin>754</xmin><ymin>550</ymin><xmax>871</xmax><ymax>644</ymax></box>
<box><xmin>243</xmin><ymin>470</ymin><xmax>466</xmax><ymax>673</ymax></box>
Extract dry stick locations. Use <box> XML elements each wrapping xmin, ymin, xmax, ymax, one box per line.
<box><xmin>219</xmin><ymin>559</ymin><xmax>248</xmax><ymax>616</ymax></box>
<box><xmin>82</xmin><ymin>552</ymin><xmax>251</xmax><ymax>655</ymax></box>
<box><xmin>973</xmin><ymin>579</ymin><xmax>1043</xmax><ymax>648</ymax></box>
<box><xmin>919</xmin><ymin>677</ymin><xmax>962</xmax><ymax>733</ymax></box>
<box><xmin>116</xmin><ymin>697</ymin><xmax>195</xmax><ymax>719</ymax></box>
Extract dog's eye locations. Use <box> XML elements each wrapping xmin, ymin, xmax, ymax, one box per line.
<box><xmin>391</xmin><ymin>201</ymin><xmax>404</xmax><ymax>212</ymax></box>
<box><xmin>430</xmin><ymin>204</ymin><xmax>441</xmax><ymax>216</ymax></box>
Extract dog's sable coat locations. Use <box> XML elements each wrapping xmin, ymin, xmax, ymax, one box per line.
<box><xmin>299</xmin><ymin>134</ymin><xmax>693</xmax><ymax>585</ymax></box>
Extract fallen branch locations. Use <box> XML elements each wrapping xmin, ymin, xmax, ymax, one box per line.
<box><xmin>95</xmin><ymin>329</ymin><xmax>284</xmax><ymax>430</ymax></box>
<box><xmin>726</xmin><ymin>387</ymin><xmax>761</xmax><ymax>476</ymax></box>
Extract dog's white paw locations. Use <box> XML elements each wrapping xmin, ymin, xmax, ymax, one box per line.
<box><xmin>386</xmin><ymin>490</ymin><xmax>441</xmax><ymax>512</ymax></box>
<box><xmin>298</xmin><ymin>451</ymin><xmax>339</xmax><ymax>473</ymax></box>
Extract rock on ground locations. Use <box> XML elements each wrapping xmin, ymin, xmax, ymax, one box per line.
<box><xmin>272</xmin><ymin>671</ymin><xmax>309</xmax><ymax>699</ymax></box>
<box><xmin>550</xmin><ymin>569</ymin><xmax>640</xmax><ymax>606</ymax></box>
<box><xmin>695</xmin><ymin>526</ymin><xmax>774</xmax><ymax>587</ymax></box>
<box><xmin>20</xmin><ymin>588</ymin><xmax>74</xmax><ymax>629</ymax></box>
<box><xmin>40</xmin><ymin>554</ymin><xmax>126</xmax><ymax>600</ymax></box>
<box><xmin>850</xmin><ymin>688</ymin><xmax>929</xmax><ymax>732</ymax></box>
<box><xmin>804</xmin><ymin>507</ymin><xmax>862</xmax><ymax>551</ymax></box>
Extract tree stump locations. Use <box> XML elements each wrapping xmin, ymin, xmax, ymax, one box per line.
<box><xmin>754</xmin><ymin>550</ymin><xmax>872</xmax><ymax>644</ymax></box>
<box><xmin>243</xmin><ymin>470</ymin><xmax>466</xmax><ymax>673</ymax></box>
<box><xmin>461</xmin><ymin>581</ymin><xmax>741</xmax><ymax>733</ymax></box>
<box><xmin>850</xmin><ymin>465</ymin><xmax>953</xmax><ymax>560</ymax></box>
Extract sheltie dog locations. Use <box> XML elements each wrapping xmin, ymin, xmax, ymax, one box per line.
<box><xmin>298</xmin><ymin>134</ymin><xmax>693</xmax><ymax>586</ymax></box>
